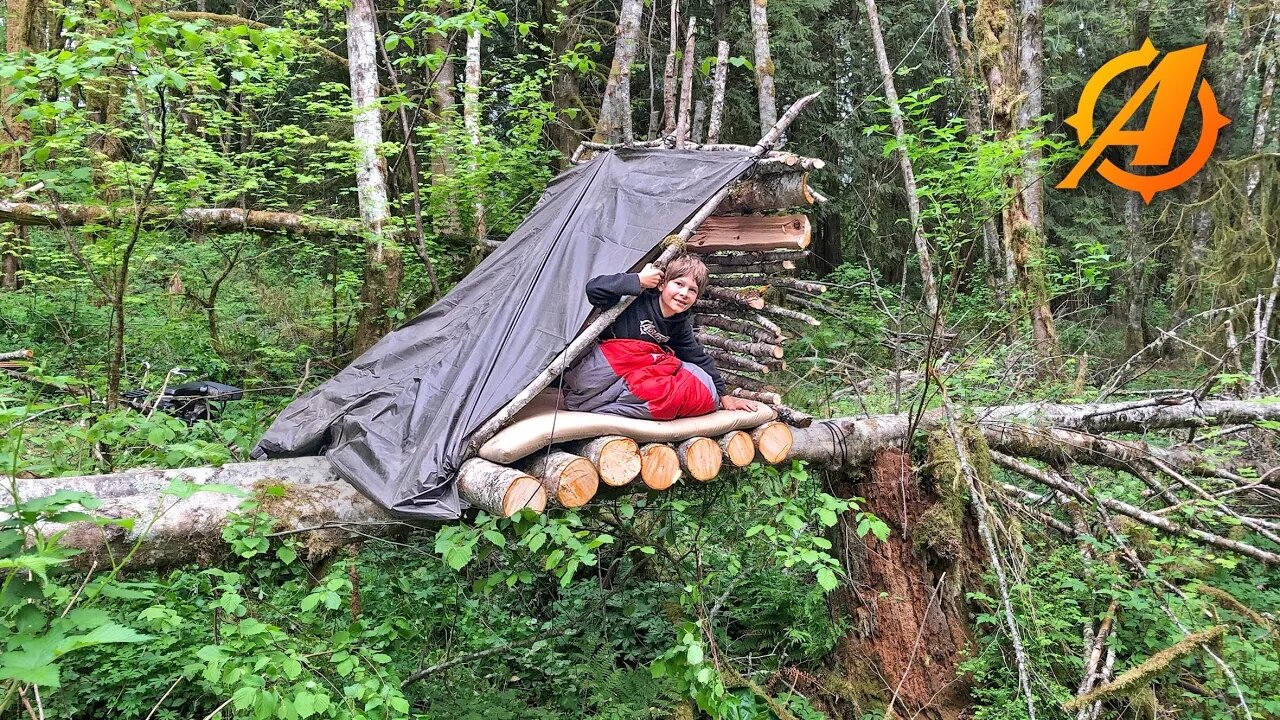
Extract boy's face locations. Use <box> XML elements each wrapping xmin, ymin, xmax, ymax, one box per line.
<box><xmin>659</xmin><ymin>273</ymin><xmax>700</xmax><ymax>316</ymax></box>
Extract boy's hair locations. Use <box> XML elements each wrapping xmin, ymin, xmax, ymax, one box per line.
<box><xmin>662</xmin><ymin>253</ymin><xmax>709</xmax><ymax>295</ymax></box>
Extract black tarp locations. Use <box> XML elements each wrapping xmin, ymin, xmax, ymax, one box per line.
<box><xmin>252</xmin><ymin>148</ymin><xmax>755</xmax><ymax>518</ymax></box>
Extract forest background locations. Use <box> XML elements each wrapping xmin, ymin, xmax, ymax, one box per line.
<box><xmin>0</xmin><ymin>0</ymin><xmax>1278</xmax><ymax>717</ymax></box>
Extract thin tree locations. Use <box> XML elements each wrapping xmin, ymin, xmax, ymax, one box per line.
<box><xmin>862</xmin><ymin>0</ymin><xmax>941</xmax><ymax>323</ymax></box>
<box><xmin>748</xmin><ymin>0</ymin><xmax>777</xmax><ymax>133</ymax></box>
<box><xmin>349</xmin><ymin>0</ymin><xmax>402</xmax><ymax>355</ymax></box>
<box><xmin>593</xmin><ymin>0</ymin><xmax>644</xmax><ymax>143</ymax></box>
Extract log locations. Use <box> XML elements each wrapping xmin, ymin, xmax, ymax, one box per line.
<box><xmin>690</xmin><ymin>214</ymin><xmax>811</xmax><ymax>252</ymax></box>
<box><xmin>752</xmin><ymin>421</ymin><xmax>794</xmax><ymax>464</ymax></box>
<box><xmin>0</xmin><ymin>348</ymin><xmax>33</xmax><ymax>361</ymax></box>
<box><xmin>677</xmin><ymin>437</ymin><xmax>723</xmax><ymax>481</ymax></box>
<box><xmin>705</xmin><ymin>346</ymin><xmax>770</xmax><ymax>374</ymax></box>
<box><xmin>695</xmin><ymin>331</ymin><xmax>785</xmax><ymax>359</ymax></box>
<box><xmin>761</xmin><ymin>303</ymin><xmax>820</xmax><ymax>326</ymax></box>
<box><xmin>704</xmin><ymin>249</ymin><xmax>810</xmax><ymax>266</ymax></box>
<box><xmin>707</xmin><ymin>261</ymin><xmax>796</xmax><ymax>275</ymax></box>
<box><xmin>566</xmin><ymin>435</ymin><xmax>641</xmax><ymax>487</ymax></box>
<box><xmin>703</xmin><ymin>285</ymin><xmax>766</xmax><ymax>310</ymax></box>
<box><xmin>694</xmin><ymin>313</ymin><xmax>783</xmax><ymax>344</ymax></box>
<box><xmin>521</xmin><ymin>450</ymin><xmax>599</xmax><ymax>507</ymax></box>
<box><xmin>457</xmin><ymin>459</ymin><xmax>547</xmax><ymax>517</ymax></box>
<box><xmin>0</xmin><ymin>201</ymin><xmax>364</xmax><ymax>237</ymax></box>
<box><xmin>715</xmin><ymin>174</ymin><xmax>815</xmax><ymax>214</ymax></box>
<box><xmin>719</xmin><ymin>431</ymin><xmax>756</xmax><ymax>467</ymax></box>
<box><xmin>731</xmin><ymin>387</ymin><xmax>783</xmax><ymax>406</ymax></box>
<box><xmin>772</xmin><ymin>404</ymin><xmax>814</xmax><ymax>428</ymax></box>
<box><xmin>754</xmin><ymin>314</ymin><xmax>785</xmax><ymax>340</ymax></box>
<box><xmin>18</xmin><ymin>396</ymin><xmax>1280</xmax><ymax>567</ymax></box>
<box><xmin>639</xmin><ymin>443</ymin><xmax>682</xmax><ymax>490</ymax></box>
<box><xmin>756</xmin><ymin>155</ymin><xmax>826</xmax><ymax>174</ymax></box>
<box><xmin>722</xmin><ymin>370</ymin><xmax>777</xmax><ymax>393</ymax></box>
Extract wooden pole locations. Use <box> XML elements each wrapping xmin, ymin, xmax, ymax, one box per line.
<box><xmin>463</xmin><ymin>92</ymin><xmax>821</xmax><ymax>456</ymax></box>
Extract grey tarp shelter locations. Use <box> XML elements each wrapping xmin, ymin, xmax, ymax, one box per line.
<box><xmin>252</xmin><ymin>148</ymin><xmax>756</xmax><ymax>519</ymax></box>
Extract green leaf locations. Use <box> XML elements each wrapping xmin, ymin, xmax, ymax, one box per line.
<box><xmin>276</xmin><ymin>544</ymin><xmax>297</xmax><ymax>564</ymax></box>
<box><xmin>816</xmin><ymin>567</ymin><xmax>839</xmax><ymax>592</ymax></box>
<box><xmin>233</xmin><ymin>685</ymin><xmax>258</xmax><ymax>710</ymax></box>
<box><xmin>686</xmin><ymin>643</ymin><xmax>704</xmax><ymax>665</ymax></box>
<box><xmin>294</xmin><ymin>690</ymin><xmax>316</xmax><ymax>718</ymax></box>
<box><xmin>0</xmin><ymin>651</ymin><xmax>60</xmax><ymax>688</ymax></box>
<box><xmin>483</xmin><ymin>529</ymin><xmax>506</xmax><ymax>547</ymax></box>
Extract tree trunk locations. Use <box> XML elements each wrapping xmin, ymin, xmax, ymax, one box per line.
<box><xmin>714</xmin><ymin>174</ymin><xmax>816</xmax><ymax>214</ymax></box>
<box><xmin>1246</xmin><ymin>52</ymin><xmax>1276</xmax><ymax>197</ymax></box>
<box><xmin>348</xmin><ymin>0</ymin><xmax>403</xmax><ymax>356</ymax></box>
<box><xmin>752</xmin><ymin>421</ymin><xmax>793</xmax><ymax>463</ymax></box>
<box><xmin>521</xmin><ymin>450</ymin><xmax>599</xmax><ymax>507</ymax></box>
<box><xmin>706</xmin><ymin>40</ymin><xmax>729</xmax><ymax>143</ymax></box>
<box><xmin>464</xmin><ymin>29</ymin><xmax>487</xmax><ymax>243</ymax></box>
<box><xmin>828</xmin><ymin>449</ymin><xmax>975</xmax><ymax>718</ymax></box>
<box><xmin>661</xmin><ymin>0</ymin><xmax>679</xmax><ymax>136</ymax></box>
<box><xmin>1</xmin><ymin>0</ymin><xmax>34</xmax><ymax>290</ymax></box>
<box><xmin>718</xmin><ymin>431</ymin><xmax>755</xmax><ymax>467</ymax></box>
<box><xmin>566</xmin><ymin>436</ymin><xmax>642</xmax><ymax>486</ymax></box>
<box><xmin>748</xmin><ymin>0</ymin><xmax>777</xmax><ymax>134</ymax></box>
<box><xmin>976</xmin><ymin>0</ymin><xmax>1057</xmax><ymax>360</ymax></box>
<box><xmin>0</xmin><ymin>202</ymin><xmax>365</xmax><ymax>236</ymax></box>
<box><xmin>688</xmin><ymin>214</ymin><xmax>811</xmax><ymax>254</ymax></box>
<box><xmin>673</xmin><ymin>18</ymin><xmax>697</xmax><ymax>147</ymax></box>
<box><xmin>1121</xmin><ymin>0</ymin><xmax>1152</xmax><ymax>358</ymax></box>
<box><xmin>543</xmin><ymin>0</ymin><xmax>591</xmax><ymax>165</ymax></box>
<box><xmin>593</xmin><ymin>0</ymin><xmax>643</xmax><ymax>144</ymax></box>
<box><xmin>863</xmin><ymin>0</ymin><xmax>941</xmax><ymax>323</ymax></box>
<box><xmin>426</xmin><ymin>6</ymin><xmax>463</xmax><ymax>238</ymax></box>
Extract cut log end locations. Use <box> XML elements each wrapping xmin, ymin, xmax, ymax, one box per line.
<box><xmin>458</xmin><ymin>458</ymin><xmax>547</xmax><ymax>517</ymax></box>
<box><xmin>571</xmin><ymin>435</ymin><xmax>641</xmax><ymax>487</ymax></box>
<box><xmin>524</xmin><ymin>450</ymin><xmax>600</xmax><ymax>508</ymax></box>
<box><xmin>719</xmin><ymin>431</ymin><xmax>756</xmax><ymax>467</ymax></box>
<box><xmin>678</xmin><ymin>437</ymin><xmax>723</xmax><ymax>482</ymax></box>
<box><xmin>640</xmin><ymin>443</ymin><xmax>682</xmax><ymax>490</ymax></box>
<box><xmin>752</xmin><ymin>421</ymin><xmax>794</xmax><ymax>464</ymax></box>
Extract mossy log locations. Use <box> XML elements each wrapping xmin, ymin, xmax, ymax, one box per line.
<box><xmin>677</xmin><ymin>437</ymin><xmax>723</xmax><ymax>481</ymax></box>
<box><xmin>714</xmin><ymin>174</ymin><xmax>815</xmax><ymax>215</ymax></box>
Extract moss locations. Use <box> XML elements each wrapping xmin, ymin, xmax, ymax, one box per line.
<box><xmin>915</xmin><ymin>429</ymin><xmax>987</xmax><ymax>562</ymax></box>
<box><xmin>1191</xmin><ymin>584</ymin><xmax>1273</xmax><ymax>631</ymax></box>
<box><xmin>913</xmin><ymin>505</ymin><xmax>964</xmax><ymax>561</ymax></box>
<box><xmin>1063</xmin><ymin>625</ymin><xmax>1227</xmax><ymax>711</ymax></box>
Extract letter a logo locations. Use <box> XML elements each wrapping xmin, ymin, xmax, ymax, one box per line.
<box><xmin>1057</xmin><ymin>39</ymin><xmax>1230</xmax><ymax>203</ymax></box>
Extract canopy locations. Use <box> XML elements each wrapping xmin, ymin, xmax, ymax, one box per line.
<box><xmin>252</xmin><ymin>148</ymin><xmax>755</xmax><ymax>518</ymax></box>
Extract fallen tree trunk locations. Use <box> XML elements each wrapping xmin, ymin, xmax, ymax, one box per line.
<box><xmin>12</xmin><ymin>397</ymin><xmax>1280</xmax><ymax>567</ymax></box>
<box><xmin>0</xmin><ymin>201</ymin><xmax>364</xmax><ymax>237</ymax></box>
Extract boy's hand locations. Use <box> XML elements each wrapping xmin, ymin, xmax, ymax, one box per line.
<box><xmin>637</xmin><ymin>264</ymin><xmax>663</xmax><ymax>289</ymax></box>
<box><xmin>720</xmin><ymin>395</ymin><xmax>760</xmax><ymax>412</ymax></box>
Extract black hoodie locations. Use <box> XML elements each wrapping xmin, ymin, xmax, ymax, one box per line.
<box><xmin>585</xmin><ymin>272</ymin><xmax>726</xmax><ymax>395</ymax></box>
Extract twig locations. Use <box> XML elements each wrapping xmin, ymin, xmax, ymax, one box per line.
<box><xmin>144</xmin><ymin>676</ymin><xmax>183</xmax><ymax>720</ymax></box>
<box><xmin>401</xmin><ymin>628</ymin><xmax>567</xmax><ymax>687</ymax></box>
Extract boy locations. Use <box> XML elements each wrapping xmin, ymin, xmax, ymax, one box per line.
<box><xmin>563</xmin><ymin>253</ymin><xmax>760</xmax><ymax>419</ymax></box>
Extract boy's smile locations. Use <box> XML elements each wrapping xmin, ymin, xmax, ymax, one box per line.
<box><xmin>659</xmin><ymin>275</ymin><xmax>699</xmax><ymax>317</ymax></box>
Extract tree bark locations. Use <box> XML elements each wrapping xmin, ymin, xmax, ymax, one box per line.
<box><xmin>566</xmin><ymin>436</ymin><xmax>642</xmax><ymax>486</ymax></box>
<box><xmin>706</xmin><ymin>40</ymin><xmax>729</xmax><ymax>143</ymax></box>
<box><xmin>719</xmin><ymin>431</ymin><xmax>756</xmax><ymax>467</ymax></box>
<box><xmin>640</xmin><ymin>442</ymin><xmax>681</xmax><ymax>489</ymax></box>
<box><xmin>864</xmin><ymin>0</ymin><xmax>941</xmax><ymax>324</ymax></box>
<box><xmin>1121</xmin><ymin>0</ymin><xmax>1152</xmax><ymax>357</ymax></box>
<box><xmin>593</xmin><ymin>0</ymin><xmax>644</xmax><ymax>144</ymax></box>
<box><xmin>673</xmin><ymin>18</ymin><xmax>697</xmax><ymax>148</ymax></box>
<box><xmin>521</xmin><ymin>450</ymin><xmax>599</xmax><ymax>507</ymax></box>
<box><xmin>348</xmin><ymin>0</ymin><xmax>403</xmax><ymax>356</ymax></box>
<box><xmin>464</xmin><ymin>29</ymin><xmax>487</xmax><ymax>243</ymax></box>
<box><xmin>660</xmin><ymin>0</ymin><xmax>679</xmax><ymax>135</ymax></box>
<box><xmin>1</xmin><ymin>0</ymin><xmax>37</xmax><ymax>290</ymax></box>
<box><xmin>689</xmin><ymin>214</ymin><xmax>810</xmax><ymax>253</ymax></box>
<box><xmin>752</xmin><ymin>421</ymin><xmax>793</xmax><ymax>463</ymax></box>
<box><xmin>714</xmin><ymin>172</ymin><xmax>816</xmax><ymax>214</ymax></box>
<box><xmin>748</xmin><ymin>0</ymin><xmax>777</xmax><ymax>134</ymax></box>
<box><xmin>976</xmin><ymin>0</ymin><xmax>1057</xmax><ymax>360</ymax></box>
